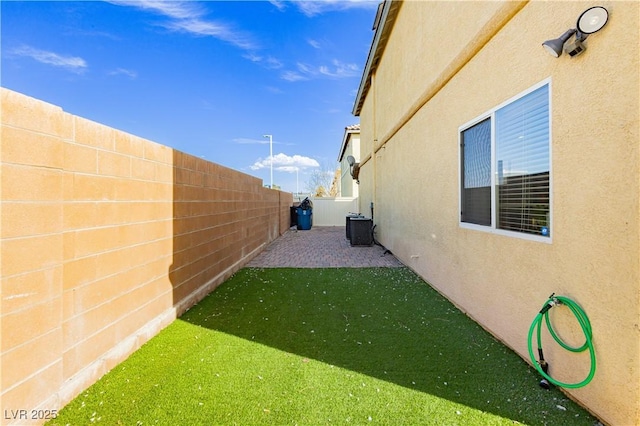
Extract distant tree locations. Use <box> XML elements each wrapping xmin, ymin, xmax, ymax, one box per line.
<box><xmin>329</xmin><ymin>168</ymin><xmax>340</xmax><ymax>197</ymax></box>
<box><xmin>305</xmin><ymin>164</ymin><xmax>338</xmax><ymax>197</ymax></box>
<box><xmin>314</xmin><ymin>185</ymin><xmax>328</xmax><ymax>197</ymax></box>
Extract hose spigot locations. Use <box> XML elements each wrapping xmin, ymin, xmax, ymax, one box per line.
<box><xmin>539</xmin><ymin>293</ymin><xmax>560</xmax><ymax>315</ymax></box>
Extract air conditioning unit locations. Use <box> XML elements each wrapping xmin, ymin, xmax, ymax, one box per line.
<box><xmin>346</xmin><ymin>213</ymin><xmax>364</xmax><ymax>240</ymax></box>
<box><xmin>350</xmin><ymin>217</ymin><xmax>373</xmax><ymax>246</ymax></box>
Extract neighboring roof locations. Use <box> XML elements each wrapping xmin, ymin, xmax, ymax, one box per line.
<box><xmin>352</xmin><ymin>0</ymin><xmax>402</xmax><ymax>116</ymax></box>
<box><xmin>337</xmin><ymin>124</ymin><xmax>361</xmax><ymax>162</ymax></box>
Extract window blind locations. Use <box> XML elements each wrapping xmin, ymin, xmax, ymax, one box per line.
<box><xmin>461</xmin><ymin>118</ymin><xmax>491</xmax><ymax>226</ymax></box>
<box><xmin>495</xmin><ymin>85</ymin><xmax>550</xmax><ymax>236</ymax></box>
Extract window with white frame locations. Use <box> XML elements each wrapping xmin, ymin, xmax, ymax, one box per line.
<box><xmin>460</xmin><ymin>81</ymin><xmax>551</xmax><ymax>239</ymax></box>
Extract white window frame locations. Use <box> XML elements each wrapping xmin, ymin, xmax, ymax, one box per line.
<box><xmin>458</xmin><ymin>78</ymin><xmax>553</xmax><ymax>243</ymax></box>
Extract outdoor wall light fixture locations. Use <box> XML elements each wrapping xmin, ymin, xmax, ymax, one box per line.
<box><xmin>542</xmin><ymin>6</ymin><xmax>608</xmax><ymax>58</ymax></box>
<box><xmin>347</xmin><ymin>155</ymin><xmax>360</xmax><ymax>184</ymax></box>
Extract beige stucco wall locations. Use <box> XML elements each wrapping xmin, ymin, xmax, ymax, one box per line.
<box><xmin>1</xmin><ymin>88</ymin><xmax>292</xmax><ymax>424</ymax></box>
<box><xmin>357</xmin><ymin>1</ymin><xmax>639</xmax><ymax>425</ymax></box>
<box><xmin>357</xmin><ymin>92</ymin><xmax>376</xmax><ymax>217</ymax></box>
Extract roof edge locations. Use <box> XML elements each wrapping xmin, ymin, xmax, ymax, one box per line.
<box><xmin>337</xmin><ymin>125</ymin><xmax>361</xmax><ymax>162</ymax></box>
<box><xmin>352</xmin><ymin>0</ymin><xmax>402</xmax><ymax>117</ymax></box>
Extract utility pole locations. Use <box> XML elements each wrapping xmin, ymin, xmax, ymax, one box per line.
<box><xmin>263</xmin><ymin>134</ymin><xmax>273</xmax><ymax>189</ymax></box>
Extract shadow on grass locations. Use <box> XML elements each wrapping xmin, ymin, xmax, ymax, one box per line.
<box><xmin>180</xmin><ymin>267</ymin><xmax>597</xmax><ymax>425</ymax></box>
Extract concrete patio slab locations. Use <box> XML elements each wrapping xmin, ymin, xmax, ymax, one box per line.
<box><xmin>246</xmin><ymin>226</ymin><xmax>403</xmax><ymax>268</ymax></box>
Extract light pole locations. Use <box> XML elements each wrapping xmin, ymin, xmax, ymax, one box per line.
<box><xmin>263</xmin><ymin>134</ymin><xmax>273</xmax><ymax>189</ymax></box>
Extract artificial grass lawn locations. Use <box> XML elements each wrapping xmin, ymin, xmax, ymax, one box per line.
<box><xmin>49</xmin><ymin>267</ymin><xmax>598</xmax><ymax>425</ymax></box>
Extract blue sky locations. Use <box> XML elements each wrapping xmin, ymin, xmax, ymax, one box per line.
<box><xmin>1</xmin><ymin>0</ymin><xmax>378</xmax><ymax>193</ymax></box>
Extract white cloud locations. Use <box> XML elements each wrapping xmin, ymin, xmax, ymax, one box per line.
<box><xmin>277</xmin><ymin>166</ymin><xmax>300</xmax><ymax>173</ymax></box>
<box><xmin>251</xmin><ymin>153</ymin><xmax>320</xmax><ymax>171</ymax></box>
<box><xmin>307</xmin><ymin>39</ymin><xmax>321</xmax><ymax>49</ymax></box>
<box><xmin>10</xmin><ymin>45</ymin><xmax>87</xmax><ymax>73</ymax></box>
<box><xmin>264</xmin><ymin>56</ymin><xmax>284</xmax><ymax>69</ymax></box>
<box><xmin>294</xmin><ymin>0</ymin><xmax>379</xmax><ymax>17</ymax></box>
<box><xmin>319</xmin><ymin>59</ymin><xmax>359</xmax><ymax>78</ymax></box>
<box><xmin>281</xmin><ymin>70</ymin><xmax>308</xmax><ymax>82</ymax></box>
<box><xmin>269</xmin><ymin>1</ymin><xmax>287</xmax><ymax>12</ymax></box>
<box><xmin>108</xmin><ymin>67</ymin><xmax>138</xmax><ymax>78</ymax></box>
<box><xmin>297</xmin><ymin>62</ymin><xmax>312</xmax><ymax>74</ymax></box>
<box><xmin>69</xmin><ymin>29</ymin><xmax>122</xmax><ymax>41</ymax></box>
<box><xmin>110</xmin><ymin>0</ymin><xmax>257</xmax><ymax>50</ymax></box>
<box><xmin>244</xmin><ymin>53</ymin><xmax>283</xmax><ymax>69</ymax></box>
<box><xmin>281</xmin><ymin>59</ymin><xmax>359</xmax><ymax>82</ymax></box>
<box><xmin>243</xmin><ymin>53</ymin><xmax>262</xmax><ymax>63</ymax></box>
<box><xmin>108</xmin><ymin>1</ymin><xmax>203</xmax><ymax>20</ymax></box>
<box><xmin>166</xmin><ymin>19</ymin><xmax>256</xmax><ymax>50</ymax></box>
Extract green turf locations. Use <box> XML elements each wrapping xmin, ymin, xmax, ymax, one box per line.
<box><xmin>49</xmin><ymin>267</ymin><xmax>599</xmax><ymax>425</ymax></box>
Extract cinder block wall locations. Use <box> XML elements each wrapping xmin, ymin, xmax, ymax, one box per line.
<box><xmin>0</xmin><ymin>88</ymin><xmax>292</xmax><ymax>424</ymax></box>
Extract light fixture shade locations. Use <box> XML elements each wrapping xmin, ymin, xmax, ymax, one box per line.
<box><xmin>542</xmin><ymin>29</ymin><xmax>577</xmax><ymax>58</ymax></box>
<box><xmin>577</xmin><ymin>6</ymin><xmax>608</xmax><ymax>34</ymax></box>
<box><xmin>542</xmin><ymin>39</ymin><xmax>564</xmax><ymax>58</ymax></box>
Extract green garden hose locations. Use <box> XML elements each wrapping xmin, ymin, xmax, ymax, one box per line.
<box><xmin>527</xmin><ymin>294</ymin><xmax>596</xmax><ymax>388</ymax></box>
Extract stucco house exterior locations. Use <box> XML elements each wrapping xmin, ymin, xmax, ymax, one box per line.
<box><xmin>351</xmin><ymin>1</ymin><xmax>639</xmax><ymax>425</ymax></box>
<box><xmin>337</xmin><ymin>124</ymin><xmax>361</xmax><ymax>198</ymax></box>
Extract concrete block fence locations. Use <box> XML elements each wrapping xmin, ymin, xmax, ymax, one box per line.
<box><xmin>0</xmin><ymin>88</ymin><xmax>292</xmax><ymax>424</ymax></box>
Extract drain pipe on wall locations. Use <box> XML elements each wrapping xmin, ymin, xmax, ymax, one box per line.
<box><xmin>528</xmin><ymin>294</ymin><xmax>596</xmax><ymax>389</ymax></box>
<box><xmin>370</xmin><ymin>201</ymin><xmax>379</xmax><ymax>246</ymax></box>
<box><xmin>369</xmin><ymin>202</ymin><xmax>393</xmax><ymax>255</ymax></box>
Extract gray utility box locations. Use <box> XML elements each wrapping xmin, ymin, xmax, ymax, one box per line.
<box><xmin>350</xmin><ymin>217</ymin><xmax>373</xmax><ymax>246</ymax></box>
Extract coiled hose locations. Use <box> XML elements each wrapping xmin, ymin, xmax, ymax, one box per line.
<box><xmin>527</xmin><ymin>294</ymin><xmax>596</xmax><ymax>388</ymax></box>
